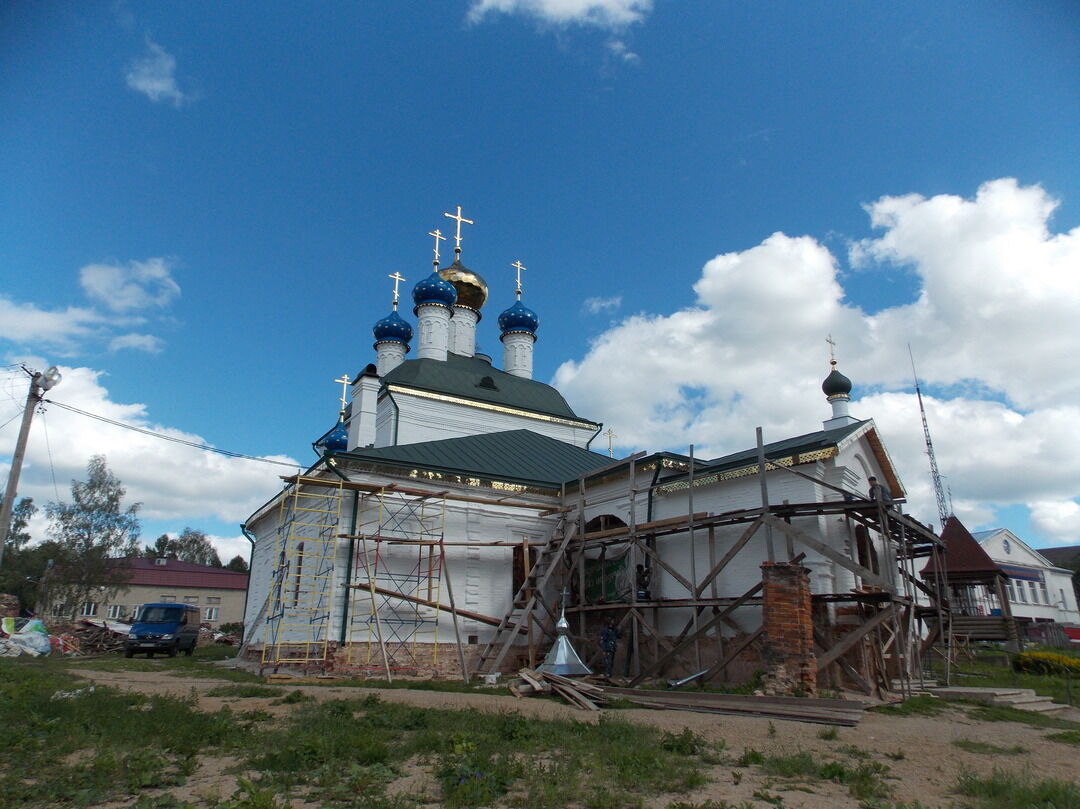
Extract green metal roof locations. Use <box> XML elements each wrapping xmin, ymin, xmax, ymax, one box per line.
<box><xmin>382</xmin><ymin>354</ymin><xmax>594</xmax><ymax>424</ymax></box>
<box><xmin>340</xmin><ymin>429</ymin><xmax>613</xmax><ymax>488</ymax></box>
<box><xmin>703</xmin><ymin>420</ymin><xmax>869</xmax><ymax>473</ymax></box>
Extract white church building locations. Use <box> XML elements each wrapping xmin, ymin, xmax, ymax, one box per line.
<box><xmin>241</xmin><ymin>211</ymin><xmax>942</xmax><ymax>696</ymax></box>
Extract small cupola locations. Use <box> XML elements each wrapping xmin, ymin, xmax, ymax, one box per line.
<box><xmin>822</xmin><ymin>336</ymin><xmax>858</xmax><ymax>430</ymax></box>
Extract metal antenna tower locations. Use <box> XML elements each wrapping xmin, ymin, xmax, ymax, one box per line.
<box><xmin>908</xmin><ymin>345</ymin><xmax>949</xmax><ymax>527</ymax></box>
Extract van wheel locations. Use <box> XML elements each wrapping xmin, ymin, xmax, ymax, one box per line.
<box><xmin>124</xmin><ymin>649</ymin><xmax>134</xmax><ymax>658</ymax></box>
<box><xmin>167</xmin><ymin>643</ymin><xmax>178</xmax><ymax>658</ymax></box>
<box><xmin>184</xmin><ymin>643</ymin><xmax>194</xmax><ymax>656</ymax></box>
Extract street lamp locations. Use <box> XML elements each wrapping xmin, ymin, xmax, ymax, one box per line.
<box><xmin>0</xmin><ymin>365</ymin><xmax>62</xmax><ymax>568</ymax></box>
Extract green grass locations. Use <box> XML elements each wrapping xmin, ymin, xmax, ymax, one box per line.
<box><xmin>956</xmin><ymin>768</ymin><xmax>1080</xmax><ymax>809</ymax></box>
<box><xmin>952</xmin><ymin>739</ymin><xmax>1028</xmax><ymax>755</ymax></box>
<box><xmin>871</xmin><ymin>694</ymin><xmax>949</xmax><ymax>716</ymax></box>
<box><xmin>0</xmin><ymin>658</ymin><xmax>249</xmax><ymax>808</ymax></box>
<box><xmin>1045</xmin><ymin>729</ymin><xmax>1080</xmax><ymax>745</ymax></box>
<box><xmin>2</xmin><ymin>658</ymin><xmax>719</xmax><ymax>809</ymax></box>
<box><xmin>738</xmin><ymin>749</ymin><xmax>891</xmax><ymax>801</ymax></box>
<box><xmin>205</xmin><ymin>684</ymin><xmax>283</xmax><ymax>698</ymax></box>
<box><xmin>964</xmin><ymin>703</ymin><xmax>1080</xmax><ymax>730</ymax></box>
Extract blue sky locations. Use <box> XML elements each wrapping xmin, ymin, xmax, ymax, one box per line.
<box><xmin>2</xmin><ymin>1</ymin><xmax>1079</xmax><ymax>562</ymax></box>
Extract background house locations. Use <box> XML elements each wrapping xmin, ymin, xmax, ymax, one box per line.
<box><xmin>56</xmin><ymin>557</ymin><xmax>248</xmax><ymax>627</ymax></box>
<box><xmin>972</xmin><ymin>529</ymin><xmax>1080</xmax><ymax>627</ymax></box>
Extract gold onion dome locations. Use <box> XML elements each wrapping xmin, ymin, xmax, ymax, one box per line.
<box><xmin>438</xmin><ymin>260</ymin><xmax>488</xmax><ymax>311</ymax></box>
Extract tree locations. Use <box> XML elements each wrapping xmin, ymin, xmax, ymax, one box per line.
<box><xmin>143</xmin><ymin>527</ymin><xmax>221</xmax><ymax>567</ymax></box>
<box><xmin>2</xmin><ymin>496</ymin><xmax>36</xmax><ymax>554</ymax></box>
<box><xmin>45</xmin><ymin>455</ymin><xmax>141</xmax><ymax>614</ymax></box>
<box><xmin>225</xmin><ymin>554</ymin><xmax>249</xmax><ymax>572</ymax></box>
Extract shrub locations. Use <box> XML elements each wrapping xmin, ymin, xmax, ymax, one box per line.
<box><xmin>1013</xmin><ymin>651</ymin><xmax>1080</xmax><ymax>676</ymax></box>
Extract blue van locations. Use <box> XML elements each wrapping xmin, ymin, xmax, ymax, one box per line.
<box><xmin>124</xmin><ymin>603</ymin><xmax>200</xmax><ymax>658</ymax></box>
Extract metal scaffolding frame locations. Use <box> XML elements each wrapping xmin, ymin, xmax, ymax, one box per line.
<box><xmin>341</xmin><ymin>486</ymin><xmax>469</xmax><ymax>680</ymax></box>
<box><xmin>261</xmin><ymin>475</ymin><xmax>344</xmax><ymax>665</ymax></box>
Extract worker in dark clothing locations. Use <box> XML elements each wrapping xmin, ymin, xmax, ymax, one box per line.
<box><xmin>868</xmin><ymin>476</ymin><xmax>893</xmax><ymax>505</ymax></box>
<box><xmin>600</xmin><ymin>618</ymin><xmax>621</xmax><ymax>678</ymax></box>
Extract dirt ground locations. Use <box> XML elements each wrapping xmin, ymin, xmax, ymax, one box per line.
<box><xmin>73</xmin><ymin>666</ymin><xmax>1080</xmax><ymax>809</ymax></box>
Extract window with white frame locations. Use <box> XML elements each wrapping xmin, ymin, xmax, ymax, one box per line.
<box><xmin>184</xmin><ymin>596</ymin><xmax>199</xmax><ymax>604</ymax></box>
<box><xmin>80</xmin><ymin>602</ymin><xmax>98</xmax><ymax>617</ymax></box>
<box><xmin>1017</xmin><ymin>583</ymin><xmax>1028</xmax><ymax>603</ymax></box>
<box><xmin>51</xmin><ymin>603</ymin><xmax>66</xmax><ymax>617</ymax></box>
<box><xmin>160</xmin><ymin>595</ymin><xmax>176</xmax><ymax>601</ymax></box>
<box><xmin>206</xmin><ymin>596</ymin><xmax>221</xmax><ymax>604</ymax></box>
<box><xmin>1028</xmin><ymin>581</ymin><xmax>1039</xmax><ymax>604</ymax></box>
<box><xmin>107</xmin><ymin>604</ymin><xmax>127</xmax><ymax>619</ymax></box>
<box><xmin>204</xmin><ymin>606</ymin><xmax>219</xmax><ymax>621</ymax></box>
<box><xmin>1005</xmin><ymin>580</ymin><xmax>1016</xmax><ymax>601</ymax></box>
<box><xmin>1039</xmin><ymin>583</ymin><xmax>1049</xmax><ymax>605</ymax></box>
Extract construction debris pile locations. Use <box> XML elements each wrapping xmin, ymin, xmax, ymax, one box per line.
<box><xmin>509</xmin><ymin>667</ymin><xmax>866</xmax><ymax>726</ymax></box>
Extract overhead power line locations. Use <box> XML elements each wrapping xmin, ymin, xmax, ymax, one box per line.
<box><xmin>42</xmin><ymin>398</ymin><xmax>304</xmax><ymax>471</ymax></box>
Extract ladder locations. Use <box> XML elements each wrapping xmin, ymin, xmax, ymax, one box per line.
<box><xmin>474</xmin><ymin>513</ymin><xmax>576</xmax><ymax>675</ymax></box>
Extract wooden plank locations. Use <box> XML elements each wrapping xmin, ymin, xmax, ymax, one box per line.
<box><xmin>632</xmin><ymin>537</ymin><xmax>696</xmax><ymax>593</ymax></box>
<box><xmin>699</xmin><ymin>626</ymin><xmax>765</xmax><ymax>684</ymax></box>
<box><xmin>764</xmin><ymin>514</ymin><xmax>894</xmax><ymax>591</ymax></box>
<box><xmin>347</xmin><ymin>579</ymin><xmax>517</xmax><ymax>630</ymax></box>
<box><xmin>694</xmin><ymin>516</ymin><xmax>763</xmax><ymax>597</ymax></box>
<box><xmin>815</xmin><ymin>605</ymin><xmax>896</xmax><ymax>670</ymax></box>
<box><xmin>280</xmin><ymin>474</ymin><xmax>554</xmax><ymax>510</ymax></box>
<box><xmin>814</xmin><ymin>628</ymin><xmax>874</xmax><ymax>695</ymax></box>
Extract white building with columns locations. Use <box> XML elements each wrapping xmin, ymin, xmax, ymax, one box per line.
<box><xmin>243</xmin><ymin>212</ymin><xmax>922</xmax><ymax>688</ymax></box>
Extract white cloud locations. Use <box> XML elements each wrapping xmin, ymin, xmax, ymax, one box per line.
<box><xmin>125</xmin><ymin>38</ymin><xmax>194</xmax><ymax>107</ymax></box>
<box><xmin>0</xmin><ymin>297</ymin><xmax>108</xmax><ymax>353</ymax></box>
<box><xmin>0</xmin><ymin>257</ymin><xmax>179</xmax><ymax>355</ymax></box>
<box><xmin>556</xmin><ymin>179</ymin><xmax>1080</xmax><ymax>540</ymax></box>
<box><xmin>1029</xmin><ymin>501</ymin><xmax>1080</xmax><ymax>546</ymax></box>
<box><xmin>80</xmin><ymin>257</ymin><xmax>181</xmax><ymax>313</ymax></box>
<box><xmin>606</xmin><ymin>38</ymin><xmax>639</xmax><ymax>63</ymax></box>
<box><xmin>468</xmin><ymin>0</ymin><xmax>652</xmax><ymax>29</ymax></box>
<box><xmin>108</xmin><ymin>333</ymin><xmax>165</xmax><ymax>353</ymax></box>
<box><xmin>582</xmin><ymin>295</ymin><xmax>622</xmax><ymax>313</ymax></box>
<box><xmin>0</xmin><ymin>366</ymin><xmax>301</xmax><ymax>535</ymax></box>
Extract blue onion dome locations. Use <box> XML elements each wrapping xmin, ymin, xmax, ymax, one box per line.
<box><xmin>412</xmin><ymin>271</ymin><xmax>457</xmax><ymax>308</ymax></box>
<box><xmin>439</xmin><ymin>261</ymin><xmax>488</xmax><ymax>310</ymax></box>
<box><xmin>372</xmin><ymin>309</ymin><xmax>412</xmax><ymax>344</ymax></box>
<box><xmin>317</xmin><ymin>421</ymin><xmax>348</xmax><ymax>454</ymax></box>
<box><xmin>822</xmin><ymin>362</ymin><xmax>852</xmax><ymax>398</ymax></box>
<box><xmin>498</xmin><ymin>299</ymin><xmax>540</xmax><ymax>334</ymax></box>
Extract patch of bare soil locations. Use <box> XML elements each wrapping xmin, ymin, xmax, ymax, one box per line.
<box><xmin>69</xmin><ymin>667</ymin><xmax>1080</xmax><ymax>808</ymax></box>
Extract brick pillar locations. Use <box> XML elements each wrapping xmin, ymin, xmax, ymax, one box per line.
<box><xmin>760</xmin><ymin>562</ymin><xmax>816</xmax><ymax>696</ymax></box>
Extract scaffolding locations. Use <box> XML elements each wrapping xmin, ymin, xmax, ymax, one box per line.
<box><xmin>261</xmin><ymin>475</ymin><xmax>344</xmax><ymax>665</ymax></box>
<box><xmin>343</xmin><ymin>487</ymin><xmax>466</xmax><ymax>675</ymax></box>
<box><xmin>476</xmin><ymin>436</ymin><xmax>949</xmax><ymax>697</ymax></box>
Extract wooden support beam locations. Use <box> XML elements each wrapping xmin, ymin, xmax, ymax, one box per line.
<box><xmin>764</xmin><ymin>514</ymin><xmax>894</xmax><ymax>591</ymax></box>
<box><xmin>632</xmin><ymin>537</ymin><xmax>696</xmax><ymax>593</ymax></box>
<box><xmin>815</xmin><ymin>605</ymin><xmax>896</xmax><ymax>671</ymax></box>
<box><xmin>698</xmin><ymin>626</ymin><xmax>765</xmax><ymax>684</ymax></box>
<box><xmin>693</xmin><ymin>516</ymin><xmax>764</xmax><ymax>597</ymax></box>
<box><xmin>347</xmin><ymin>579</ymin><xmax>530</xmax><ymax>632</ymax></box>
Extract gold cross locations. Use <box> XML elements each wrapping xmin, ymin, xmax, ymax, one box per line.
<box><xmin>427</xmin><ymin>229</ymin><xmax>445</xmax><ymax>267</ymax></box>
<box><xmin>388</xmin><ymin>272</ymin><xmax>406</xmax><ymax>307</ymax></box>
<box><xmin>333</xmin><ymin>374</ymin><xmax>350</xmax><ymax>417</ymax></box>
<box><xmin>826</xmin><ymin>334</ymin><xmax>837</xmax><ymax>363</ymax></box>
<box><xmin>443</xmin><ymin>205</ymin><xmax>474</xmax><ymax>257</ymax></box>
<box><xmin>510</xmin><ymin>260</ymin><xmax>527</xmax><ymax>297</ymax></box>
<box><xmin>604</xmin><ymin>428</ymin><xmax>617</xmax><ymax>458</ymax></box>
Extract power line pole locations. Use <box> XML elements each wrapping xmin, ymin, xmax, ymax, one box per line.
<box><xmin>908</xmin><ymin>346</ymin><xmax>949</xmax><ymax>528</ymax></box>
<box><xmin>0</xmin><ymin>365</ymin><xmax>62</xmax><ymax>568</ymax></box>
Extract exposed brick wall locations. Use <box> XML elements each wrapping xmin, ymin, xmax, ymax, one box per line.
<box><xmin>761</xmin><ymin>562</ymin><xmax>816</xmax><ymax>696</ymax></box>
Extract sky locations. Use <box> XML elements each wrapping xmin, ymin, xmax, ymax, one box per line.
<box><xmin>2</xmin><ymin>0</ymin><xmax>1079</xmax><ymax>567</ymax></box>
